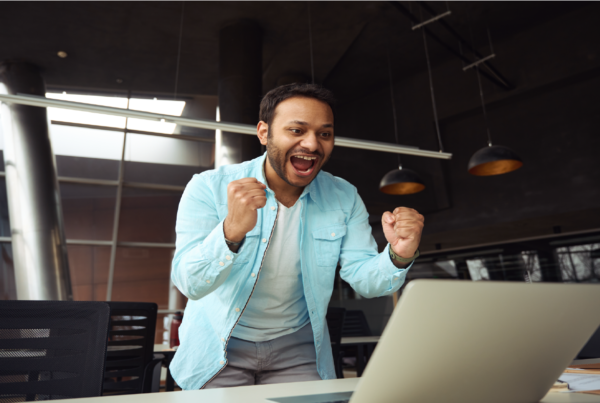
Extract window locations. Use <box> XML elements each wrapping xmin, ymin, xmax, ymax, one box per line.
<box><xmin>555</xmin><ymin>243</ymin><xmax>600</xmax><ymax>282</ymax></box>
<box><xmin>0</xmin><ymin>91</ymin><xmax>217</xmax><ymax>343</ymax></box>
<box><xmin>401</xmin><ymin>234</ymin><xmax>600</xmax><ymax>286</ymax></box>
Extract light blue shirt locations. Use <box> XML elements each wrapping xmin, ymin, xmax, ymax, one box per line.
<box><xmin>232</xmin><ymin>200</ymin><xmax>310</xmax><ymax>342</ymax></box>
<box><xmin>170</xmin><ymin>152</ymin><xmax>413</xmax><ymax>390</ymax></box>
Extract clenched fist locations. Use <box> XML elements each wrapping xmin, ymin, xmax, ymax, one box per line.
<box><xmin>223</xmin><ymin>178</ymin><xmax>267</xmax><ymax>243</ymax></box>
<box><xmin>382</xmin><ymin>207</ymin><xmax>424</xmax><ymax>259</ymax></box>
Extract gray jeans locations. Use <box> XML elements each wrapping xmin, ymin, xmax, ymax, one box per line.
<box><xmin>204</xmin><ymin>323</ymin><xmax>321</xmax><ymax>388</ymax></box>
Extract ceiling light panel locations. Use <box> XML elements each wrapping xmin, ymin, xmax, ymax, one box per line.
<box><xmin>46</xmin><ymin>93</ymin><xmax>128</xmax><ymax>129</ymax></box>
<box><xmin>126</xmin><ymin>98</ymin><xmax>186</xmax><ymax>134</ymax></box>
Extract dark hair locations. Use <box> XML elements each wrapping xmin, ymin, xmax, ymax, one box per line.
<box><xmin>259</xmin><ymin>83</ymin><xmax>336</xmax><ymax>126</ymax></box>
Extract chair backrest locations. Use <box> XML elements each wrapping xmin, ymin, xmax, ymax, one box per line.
<box><xmin>326</xmin><ymin>307</ymin><xmax>346</xmax><ymax>345</ymax></box>
<box><xmin>0</xmin><ymin>300</ymin><xmax>110</xmax><ymax>401</ymax></box>
<box><xmin>103</xmin><ymin>302</ymin><xmax>157</xmax><ymax>395</ymax></box>
<box><xmin>342</xmin><ymin>310</ymin><xmax>372</xmax><ymax>337</ymax></box>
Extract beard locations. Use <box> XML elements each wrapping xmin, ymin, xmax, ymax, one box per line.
<box><xmin>265</xmin><ymin>127</ymin><xmax>331</xmax><ymax>187</ymax></box>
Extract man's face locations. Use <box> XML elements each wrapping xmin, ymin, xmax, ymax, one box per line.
<box><xmin>260</xmin><ymin>96</ymin><xmax>334</xmax><ymax>188</ymax></box>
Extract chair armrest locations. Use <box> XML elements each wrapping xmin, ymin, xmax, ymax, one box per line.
<box><xmin>142</xmin><ymin>354</ymin><xmax>165</xmax><ymax>393</ymax></box>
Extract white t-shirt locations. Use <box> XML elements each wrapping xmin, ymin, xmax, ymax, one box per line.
<box><xmin>231</xmin><ymin>201</ymin><xmax>310</xmax><ymax>342</ymax></box>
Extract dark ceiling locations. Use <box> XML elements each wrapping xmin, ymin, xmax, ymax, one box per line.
<box><xmin>2</xmin><ymin>1</ymin><xmax>598</xmax><ymax>250</ymax></box>
<box><xmin>0</xmin><ymin>1</ymin><xmax>589</xmax><ymax>101</ymax></box>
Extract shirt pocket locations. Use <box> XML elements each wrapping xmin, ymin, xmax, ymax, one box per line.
<box><xmin>312</xmin><ymin>224</ymin><xmax>347</xmax><ymax>267</ymax></box>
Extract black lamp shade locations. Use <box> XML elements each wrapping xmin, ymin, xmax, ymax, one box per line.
<box><xmin>379</xmin><ymin>168</ymin><xmax>426</xmax><ymax>195</ymax></box>
<box><xmin>468</xmin><ymin>145</ymin><xmax>523</xmax><ymax>176</ymax></box>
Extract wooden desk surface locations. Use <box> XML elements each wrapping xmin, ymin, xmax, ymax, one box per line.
<box><xmin>50</xmin><ymin>378</ymin><xmax>600</xmax><ymax>403</ymax></box>
<box><xmin>154</xmin><ymin>344</ymin><xmax>176</xmax><ymax>352</ymax></box>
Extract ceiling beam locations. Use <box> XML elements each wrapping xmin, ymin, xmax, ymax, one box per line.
<box><xmin>388</xmin><ymin>1</ymin><xmax>513</xmax><ymax>91</ymax></box>
<box><xmin>416</xmin><ymin>1</ymin><xmax>513</xmax><ymax>90</ymax></box>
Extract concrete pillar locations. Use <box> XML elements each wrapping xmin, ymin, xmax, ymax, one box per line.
<box><xmin>217</xmin><ymin>20</ymin><xmax>263</xmax><ymax>166</ymax></box>
<box><xmin>0</xmin><ymin>61</ymin><xmax>72</xmax><ymax>300</ymax></box>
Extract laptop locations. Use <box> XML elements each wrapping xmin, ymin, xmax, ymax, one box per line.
<box><xmin>267</xmin><ymin>280</ymin><xmax>600</xmax><ymax>403</ymax></box>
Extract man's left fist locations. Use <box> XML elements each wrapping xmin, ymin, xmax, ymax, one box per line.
<box><xmin>381</xmin><ymin>207</ymin><xmax>424</xmax><ymax>259</ymax></box>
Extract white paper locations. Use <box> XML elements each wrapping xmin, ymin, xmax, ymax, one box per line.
<box><xmin>558</xmin><ymin>373</ymin><xmax>600</xmax><ymax>392</ymax></box>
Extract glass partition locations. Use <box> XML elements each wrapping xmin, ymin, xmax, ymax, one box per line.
<box><xmin>0</xmin><ymin>91</ymin><xmax>215</xmax><ymax>345</ymax></box>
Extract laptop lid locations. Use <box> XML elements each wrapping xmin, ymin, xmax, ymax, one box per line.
<box><xmin>350</xmin><ymin>280</ymin><xmax>600</xmax><ymax>403</ymax></box>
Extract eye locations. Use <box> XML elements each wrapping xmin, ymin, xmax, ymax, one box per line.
<box><xmin>290</xmin><ymin>128</ymin><xmax>302</xmax><ymax>134</ymax></box>
<box><xmin>320</xmin><ymin>132</ymin><xmax>332</xmax><ymax>138</ymax></box>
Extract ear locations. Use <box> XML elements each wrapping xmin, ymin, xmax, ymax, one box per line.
<box><xmin>257</xmin><ymin>121</ymin><xmax>268</xmax><ymax>146</ymax></box>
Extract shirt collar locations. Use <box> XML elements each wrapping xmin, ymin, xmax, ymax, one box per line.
<box><xmin>258</xmin><ymin>152</ymin><xmax>321</xmax><ymax>207</ymax></box>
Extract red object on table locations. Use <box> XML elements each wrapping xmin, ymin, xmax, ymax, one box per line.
<box><xmin>169</xmin><ymin>312</ymin><xmax>183</xmax><ymax>348</ymax></box>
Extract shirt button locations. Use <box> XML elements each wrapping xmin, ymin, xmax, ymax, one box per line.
<box><xmin>219</xmin><ymin>360</ymin><xmax>224</xmax><ymax>365</ymax></box>
<box><xmin>331</xmin><ymin>232</ymin><xmax>335</xmax><ymax>237</ymax></box>
<box><xmin>271</xmin><ymin>206</ymin><xmax>276</xmax><ymax>211</ymax></box>
<box><xmin>206</xmin><ymin>280</ymin><xmax>211</xmax><ymax>284</ymax></box>
<box><xmin>221</xmin><ymin>337</ymin><xmax>225</xmax><ymax>342</ymax></box>
<box><xmin>225</xmin><ymin>255</ymin><xmax>231</xmax><ymax>260</ymax></box>
<box><xmin>251</xmin><ymin>273</ymin><xmax>256</xmax><ymax>277</ymax></box>
<box><xmin>262</xmin><ymin>238</ymin><xmax>267</xmax><ymax>243</ymax></box>
<box><xmin>394</xmin><ymin>277</ymin><xmax>399</xmax><ymax>281</ymax></box>
<box><xmin>235</xmin><ymin>308</ymin><xmax>240</xmax><ymax>312</ymax></box>
<box><xmin>219</xmin><ymin>261</ymin><xmax>224</xmax><ymax>266</ymax></box>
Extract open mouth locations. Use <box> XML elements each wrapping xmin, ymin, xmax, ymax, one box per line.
<box><xmin>290</xmin><ymin>155</ymin><xmax>318</xmax><ymax>177</ymax></box>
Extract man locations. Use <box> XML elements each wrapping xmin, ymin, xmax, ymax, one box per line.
<box><xmin>170</xmin><ymin>83</ymin><xmax>424</xmax><ymax>390</ymax></box>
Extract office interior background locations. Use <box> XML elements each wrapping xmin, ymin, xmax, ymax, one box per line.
<box><xmin>0</xmin><ymin>1</ymin><xmax>599</xmax><ymax>343</ymax></box>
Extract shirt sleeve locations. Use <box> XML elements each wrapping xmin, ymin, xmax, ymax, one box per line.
<box><xmin>170</xmin><ymin>174</ymin><xmax>241</xmax><ymax>300</ymax></box>
<box><xmin>338</xmin><ymin>187</ymin><xmax>414</xmax><ymax>298</ymax></box>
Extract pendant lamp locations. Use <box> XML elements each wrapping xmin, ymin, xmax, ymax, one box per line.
<box><xmin>380</xmin><ymin>168</ymin><xmax>426</xmax><ymax>195</ymax></box>
<box><xmin>467</xmin><ymin>33</ymin><xmax>523</xmax><ymax>176</ymax></box>
<box><xmin>379</xmin><ymin>51</ymin><xmax>426</xmax><ymax>195</ymax></box>
<box><xmin>468</xmin><ymin>144</ymin><xmax>523</xmax><ymax>176</ymax></box>
<box><xmin>381</xmin><ymin>27</ymin><xmax>447</xmax><ymax>195</ymax></box>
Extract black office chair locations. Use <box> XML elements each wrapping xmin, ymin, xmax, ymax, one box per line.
<box><xmin>342</xmin><ymin>310</ymin><xmax>372</xmax><ymax>337</ymax></box>
<box><xmin>326</xmin><ymin>307</ymin><xmax>346</xmax><ymax>379</ymax></box>
<box><xmin>341</xmin><ymin>310</ymin><xmax>373</xmax><ymax>371</ymax></box>
<box><xmin>0</xmin><ymin>300</ymin><xmax>110</xmax><ymax>401</ymax></box>
<box><xmin>103</xmin><ymin>302</ymin><xmax>162</xmax><ymax>395</ymax></box>
<box><xmin>576</xmin><ymin>325</ymin><xmax>600</xmax><ymax>359</ymax></box>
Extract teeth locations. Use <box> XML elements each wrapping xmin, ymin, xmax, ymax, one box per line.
<box><xmin>293</xmin><ymin>155</ymin><xmax>316</xmax><ymax>160</ymax></box>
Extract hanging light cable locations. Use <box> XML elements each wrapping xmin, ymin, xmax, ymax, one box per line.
<box><xmin>173</xmin><ymin>1</ymin><xmax>185</xmax><ymax>101</ymax></box>
<box><xmin>467</xmin><ymin>30</ymin><xmax>523</xmax><ymax>176</ymax></box>
<box><xmin>422</xmin><ymin>27</ymin><xmax>445</xmax><ymax>153</ymax></box>
<box><xmin>379</xmin><ymin>50</ymin><xmax>426</xmax><ymax>195</ymax></box>
<box><xmin>307</xmin><ymin>1</ymin><xmax>315</xmax><ymax>84</ymax></box>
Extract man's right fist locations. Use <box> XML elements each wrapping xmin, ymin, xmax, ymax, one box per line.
<box><xmin>223</xmin><ymin>178</ymin><xmax>267</xmax><ymax>243</ymax></box>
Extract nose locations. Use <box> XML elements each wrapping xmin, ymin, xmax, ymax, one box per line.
<box><xmin>300</xmin><ymin>131</ymin><xmax>319</xmax><ymax>152</ymax></box>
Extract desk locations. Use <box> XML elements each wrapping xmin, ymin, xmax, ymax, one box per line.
<box><xmin>154</xmin><ymin>344</ymin><xmax>177</xmax><ymax>391</ymax></box>
<box><xmin>340</xmin><ymin>336</ymin><xmax>380</xmax><ymax>377</ymax></box>
<box><xmin>51</xmin><ymin>378</ymin><xmax>600</xmax><ymax>403</ymax></box>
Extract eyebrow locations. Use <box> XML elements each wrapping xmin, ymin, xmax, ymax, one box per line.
<box><xmin>287</xmin><ymin>120</ymin><xmax>334</xmax><ymax>129</ymax></box>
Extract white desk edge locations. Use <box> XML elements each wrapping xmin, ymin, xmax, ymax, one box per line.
<box><xmin>51</xmin><ymin>378</ymin><xmax>600</xmax><ymax>403</ymax></box>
